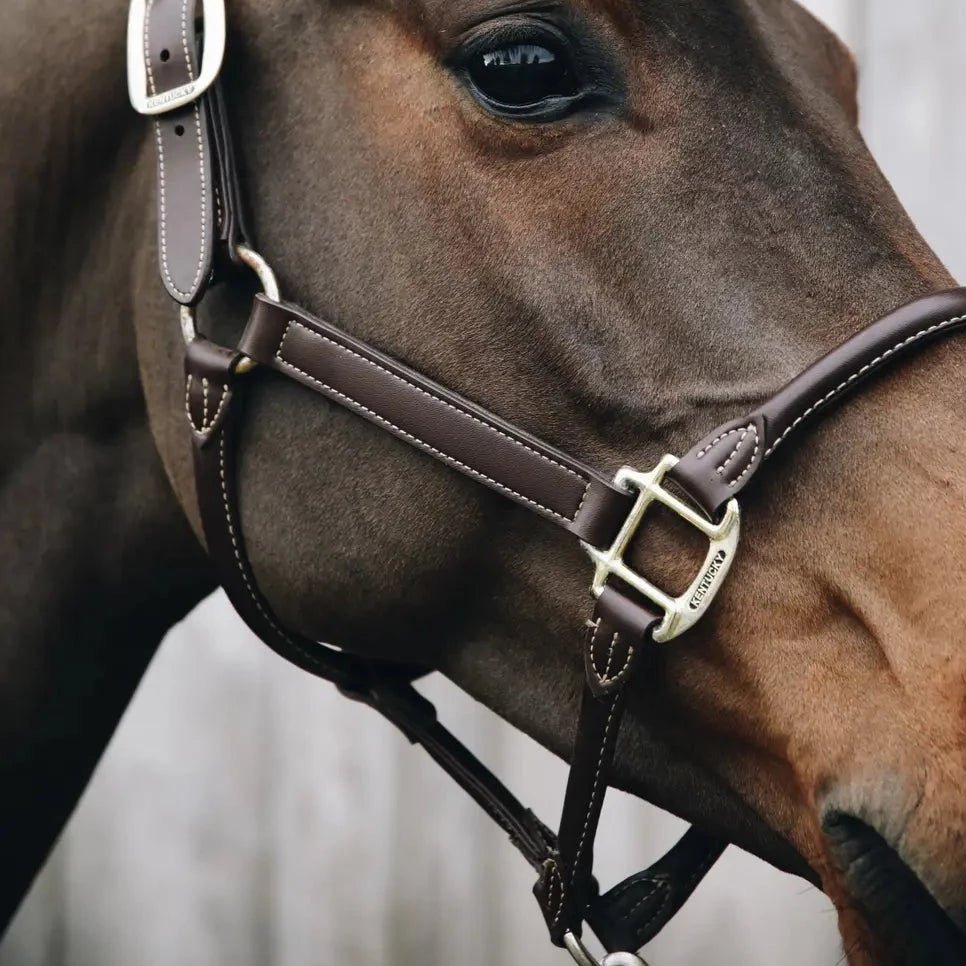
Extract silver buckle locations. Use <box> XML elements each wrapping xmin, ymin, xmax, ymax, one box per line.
<box><xmin>564</xmin><ymin>932</ymin><xmax>651</xmax><ymax>966</ymax></box>
<box><xmin>127</xmin><ymin>0</ymin><xmax>227</xmax><ymax>115</ymax></box>
<box><xmin>582</xmin><ymin>455</ymin><xmax>740</xmax><ymax>644</ymax></box>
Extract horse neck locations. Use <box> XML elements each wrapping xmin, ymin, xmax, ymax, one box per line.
<box><xmin>0</xmin><ymin>2</ymin><xmax>212</xmax><ymax>927</ymax></box>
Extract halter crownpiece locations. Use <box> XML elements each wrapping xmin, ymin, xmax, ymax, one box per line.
<box><xmin>128</xmin><ymin>1</ymin><xmax>966</xmax><ymax>962</ymax></box>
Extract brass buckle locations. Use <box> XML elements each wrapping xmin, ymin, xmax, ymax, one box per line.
<box><xmin>127</xmin><ymin>0</ymin><xmax>227</xmax><ymax>115</ymax></box>
<box><xmin>582</xmin><ymin>455</ymin><xmax>740</xmax><ymax>644</ymax></box>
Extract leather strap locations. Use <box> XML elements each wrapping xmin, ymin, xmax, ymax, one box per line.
<box><xmin>186</xmin><ymin>339</ymin><xmax>370</xmax><ymax>686</ymax></box>
<box><xmin>185</xmin><ymin>339</ymin><xmax>722</xmax><ymax>955</ymax></box>
<box><xmin>206</xmin><ymin>80</ymin><xmax>250</xmax><ymax>267</ymax></box>
<box><xmin>589</xmin><ymin>828</ymin><xmax>727</xmax><ymax>952</ymax></box>
<box><xmin>670</xmin><ymin>287</ymin><xmax>966</xmax><ymax>516</ymax></box>
<box><xmin>535</xmin><ymin>593</ymin><xmax>658</xmax><ymax>945</ymax></box>
<box><xmin>143</xmin><ymin>0</ymin><xmax>216</xmax><ymax>304</ymax></box>
<box><xmin>239</xmin><ymin>296</ymin><xmax>636</xmax><ymax>549</ymax></box>
<box><xmin>142</xmin><ymin>2</ymin><xmax>247</xmax><ymax>303</ymax></box>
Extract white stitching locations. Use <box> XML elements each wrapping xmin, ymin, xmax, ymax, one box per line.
<box><xmin>628</xmin><ymin>880</ymin><xmax>672</xmax><ymax>929</ymax></box>
<box><xmin>145</xmin><ymin>0</ymin><xmax>207</xmax><ymax>300</ymax></box>
<box><xmin>206</xmin><ymin>385</ymin><xmax>228</xmax><ymax>432</ymax></box>
<box><xmin>696</xmin><ymin>424</ymin><xmax>760</xmax><ymax>487</ymax></box>
<box><xmin>715</xmin><ymin>425</ymin><xmax>754</xmax><ymax>474</ymax></box>
<box><xmin>604</xmin><ymin>644</ymin><xmax>634</xmax><ymax>684</ymax></box>
<box><xmin>180</xmin><ymin>0</ymin><xmax>195</xmax><ymax>80</ymax></box>
<box><xmin>184</xmin><ymin>374</ymin><xmax>193</xmax><ymax>428</ymax></box>
<box><xmin>143</xmin><ymin>0</ymin><xmax>157</xmax><ymax>95</ymax></box>
<box><xmin>548</xmin><ymin>862</ymin><xmax>566</xmax><ymax>929</ymax></box>
<box><xmin>589</xmin><ymin>619</ymin><xmax>605</xmax><ymax>674</ymax></box>
<box><xmin>696</xmin><ymin>428</ymin><xmax>742</xmax><ymax>460</ymax></box>
<box><xmin>188</xmin><ymin>99</ymin><xmax>207</xmax><ymax>291</ymax></box>
<box><xmin>765</xmin><ymin>312</ymin><xmax>966</xmax><ymax>459</ymax></box>
<box><xmin>572</xmin><ymin>481</ymin><xmax>591</xmax><ymax>525</ymax></box>
<box><xmin>602</xmin><ymin>632</ymin><xmax>618</xmax><ymax>679</ymax></box>
<box><xmin>589</xmin><ymin>620</ymin><xmax>634</xmax><ymax>685</ymax></box>
<box><xmin>727</xmin><ymin>425</ymin><xmax>759</xmax><ymax>487</ymax></box>
<box><xmin>204</xmin><ymin>384</ymin><xmax>228</xmax><ymax>433</ymax></box>
<box><xmin>276</xmin><ymin>320</ymin><xmax>591</xmax><ymax>523</ymax></box>
<box><xmin>569</xmin><ymin>697</ymin><xmax>619</xmax><ymax>887</ymax></box>
<box><xmin>185</xmin><ymin>375</ymin><xmax>228</xmax><ymax>436</ymax></box>
<box><xmin>631</xmin><ymin>842</ymin><xmax>719</xmax><ymax>935</ymax></box>
<box><xmin>620</xmin><ymin>880</ymin><xmax>668</xmax><ymax>919</ymax></box>
<box><xmin>218</xmin><ymin>435</ymin><xmax>329</xmax><ymax>674</ymax></box>
<box><xmin>202</xmin><ymin>377</ymin><xmax>209</xmax><ymax>428</ymax></box>
<box><xmin>280</xmin><ymin>322</ymin><xmax>587</xmax><ymax>487</ymax></box>
<box><xmin>610</xmin><ymin>873</ymin><xmax>663</xmax><ymax>902</ymax></box>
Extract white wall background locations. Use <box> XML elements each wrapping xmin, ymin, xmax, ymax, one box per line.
<box><xmin>3</xmin><ymin>3</ymin><xmax>965</xmax><ymax>965</ymax></box>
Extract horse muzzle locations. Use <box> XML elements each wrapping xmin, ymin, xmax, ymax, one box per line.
<box><xmin>823</xmin><ymin>807</ymin><xmax>966</xmax><ymax>964</ymax></box>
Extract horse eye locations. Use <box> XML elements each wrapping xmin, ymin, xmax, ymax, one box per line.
<box><xmin>466</xmin><ymin>42</ymin><xmax>579</xmax><ymax>110</ymax></box>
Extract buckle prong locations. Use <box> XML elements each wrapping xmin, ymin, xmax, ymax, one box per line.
<box><xmin>582</xmin><ymin>455</ymin><xmax>740</xmax><ymax>644</ymax></box>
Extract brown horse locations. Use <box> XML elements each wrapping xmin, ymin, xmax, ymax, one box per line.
<box><xmin>2</xmin><ymin>0</ymin><xmax>965</xmax><ymax>962</ymax></box>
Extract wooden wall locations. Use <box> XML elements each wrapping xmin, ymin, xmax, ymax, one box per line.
<box><xmin>3</xmin><ymin>2</ymin><xmax>964</xmax><ymax>964</ymax></box>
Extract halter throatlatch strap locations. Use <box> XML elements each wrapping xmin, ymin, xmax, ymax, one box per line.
<box><xmin>133</xmin><ymin>2</ymin><xmax>966</xmax><ymax>962</ymax></box>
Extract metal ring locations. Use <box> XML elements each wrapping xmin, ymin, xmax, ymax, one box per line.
<box><xmin>603</xmin><ymin>954</ymin><xmax>651</xmax><ymax>966</ymax></box>
<box><xmin>235</xmin><ymin>243</ymin><xmax>280</xmax><ymax>301</ymax></box>
<box><xmin>179</xmin><ymin>243</ymin><xmax>280</xmax><ymax>375</ymax></box>
<box><xmin>564</xmin><ymin>933</ymin><xmax>651</xmax><ymax>966</ymax></box>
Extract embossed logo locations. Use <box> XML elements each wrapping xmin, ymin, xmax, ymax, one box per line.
<box><xmin>146</xmin><ymin>84</ymin><xmax>195</xmax><ymax>109</ymax></box>
<box><xmin>688</xmin><ymin>550</ymin><xmax>728</xmax><ymax>610</ymax></box>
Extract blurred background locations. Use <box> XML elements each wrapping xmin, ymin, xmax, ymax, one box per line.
<box><xmin>3</xmin><ymin>2</ymin><xmax>966</xmax><ymax>964</ymax></box>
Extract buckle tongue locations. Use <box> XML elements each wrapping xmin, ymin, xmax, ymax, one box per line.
<box><xmin>583</xmin><ymin>455</ymin><xmax>740</xmax><ymax>644</ymax></box>
<box><xmin>127</xmin><ymin>0</ymin><xmax>227</xmax><ymax>115</ymax></box>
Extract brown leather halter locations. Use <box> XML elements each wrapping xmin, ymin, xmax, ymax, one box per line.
<box><xmin>128</xmin><ymin>2</ymin><xmax>966</xmax><ymax>962</ymax></box>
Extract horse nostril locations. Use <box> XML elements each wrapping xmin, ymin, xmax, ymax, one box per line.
<box><xmin>822</xmin><ymin>810</ymin><xmax>966</xmax><ymax>962</ymax></box>
<box><xmin>823</xmin><ymin>811</ymin><xmax>893</xmax><ymax>883</ymax></box>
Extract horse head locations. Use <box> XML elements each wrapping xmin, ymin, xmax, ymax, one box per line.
<box><xmin>129</xmin><ymin>1</ymin><xmax>966</xmax><ymax>961</ymax></box>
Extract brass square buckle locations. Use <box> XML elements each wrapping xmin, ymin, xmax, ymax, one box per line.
<box><xmin>582</xmin><ymin>455</ymin><xmax>740</xmax><ymax>643</ymax></box>
<box><xmin>127</xmin><ymin>0</ymin><xmax>227</xmax><ymax>115</ymax></box>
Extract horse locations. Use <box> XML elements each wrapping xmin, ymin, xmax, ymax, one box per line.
<box><xmin>2</xmin><ymin>0</ymin><xmax>964</xmax><ymax>963</ymax></box>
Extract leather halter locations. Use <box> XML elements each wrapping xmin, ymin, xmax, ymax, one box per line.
<box><xmin>128</xmin><ymin>3</ymin><xmax>966</xmax><ymax>962</ymax></box>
